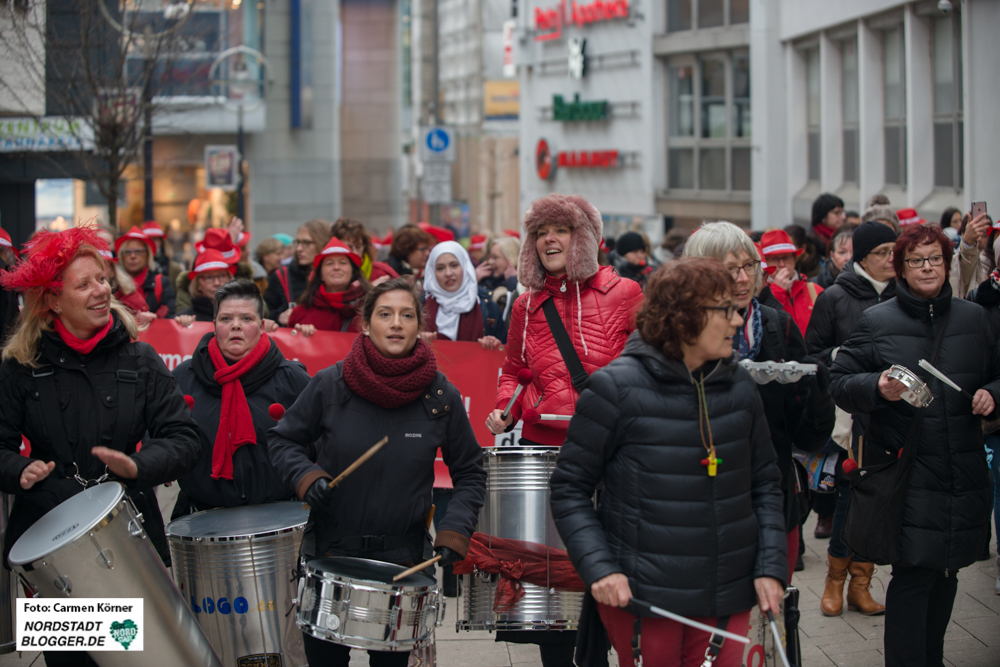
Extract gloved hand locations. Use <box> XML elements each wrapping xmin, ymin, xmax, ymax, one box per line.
<box><xmin>434</xmin><ymin>546</ymin><xmax>462</xmax><ymax>566</ymax></box>
<box><xmin>801</xmin><ymin>355</ymin><xmax>830</xmax><ymax>394</ymax></box>
<box><xmin>304</xmin><ymin>479</ymin><xmax>335</xmax><ymax>514</ymax></box>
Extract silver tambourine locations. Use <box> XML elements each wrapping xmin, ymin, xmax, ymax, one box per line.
<box><xmin>739</xmin><ymin>360</ymin><xmax>818</xmax><ymax>385</ymax></box>
<box><xmin>886</xmin><ymin>364</ymin><xmax>934</xmax><ymax>408</ymax></box>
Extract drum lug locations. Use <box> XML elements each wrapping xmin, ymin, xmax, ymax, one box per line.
<box><xmin>90</xmin><ymin>532</ymin><xmax>114</xmax><ymax>569</ymax></box>
<box><xmin>124</xmin><ymin>494</ymin><xmax>144</xmax><ymax>524</ymax></box>
<box><xmin>41</xmin><ymin>560</ymin><xmax>71</xmax><ymax>595</ymax></box>
<box><xmin>435</xmin><ymin>599</ymin><xmax>447</xmax><ymax>627</ymax></box>
<box><xmin>128</xmin><ymin>520</ymin><xmax>145</xmax><ymax>538</ymax></box>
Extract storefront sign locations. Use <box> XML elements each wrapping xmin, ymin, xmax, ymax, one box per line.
<box><xmin>536</xmin><ymin>138</ymin><xmax>619</xmax><ymax>179</ymax></box>
<box><xmin>0</xmin><ymin>117</ymin><xmax>93</xmax><ymax>152</ymax></box>
<box><xmin>205</xmin><ymin>145</ymin><xmax>240</xmax><ymax>191</ymax></box>
<box><xmin>484</xmin><ymin>80</ymin><xmax>520</xmax><ymax>120</ymax></box>
<box><xmin>502</xmin><ymin>19</ymin><xmax>516</xmax><ymax>77</ymax></box>
<box><xmin>553</xmin><ymin>93</ymin><xmax>607</xmax><ymax>121</ymax></box>
<box><xmin>534</xmin><ymin>0</ymin><xmax>631</xmax><ymax>42</ymax></box>
<box><xmin>568</xmin><ymin>38</ymin><xmax>587</xmax><ymax>79</ymax></box>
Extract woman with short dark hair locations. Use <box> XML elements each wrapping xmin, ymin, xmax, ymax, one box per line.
<box><xmin>268</xmin><ymin>277</ymin><xmax>486</xmax><ymax>667</ymax></box>
<box><xmin>387</xmin><ymin>224</ymin><xmax>436</xmax><ymax>278</ymax></box>
<box><xmin>831</xmin><ymin>224</ymin><xmax>1000</xmax><ymax>667</ymax></box>
<box><xmin>550</xmin><ymin>257</ymin><xmax>787</xmax><ymax>667</ymax></box>
<box><xmin>172</xmin><ymin>279</ymin><xmax>312</xmax><ymax>515</ymax></box>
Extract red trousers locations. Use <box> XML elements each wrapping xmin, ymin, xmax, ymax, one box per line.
<box><xmin>598</xmin><ymin>603</ymin><xmax>751</xmax><ymax>667</ymax></box>
<box><xmin>786</xmin><ymin>526</ymin><xmax>799</xmax><ymax>585</ymax></box>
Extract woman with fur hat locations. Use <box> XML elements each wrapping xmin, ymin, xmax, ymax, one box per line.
<box><xmin>486</xmin><ymin>194</ymin><xmax>643</xmax><ymax>666</ymax></box>
<box><xmin>0</xmin><ymin>228</ymin><xmax>201</xmax><ymax>667</ymax></box>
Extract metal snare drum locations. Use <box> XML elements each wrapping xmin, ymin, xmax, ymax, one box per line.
<box><xmin>458</xmin><ymin>446</ymin><xmax>583</xmax><ymax>632</ymax></box>
<box><xmin>296</xmin><ymin>557</ymin><xmax>443</xmax><ymax>652</ymax></box>
<box><xmin>887</xmin><ymin>364</ymin><xmax>934</xmax><ymax>408</ymax></box>
<box><xmin>166</xmin><ymin>502</ymin><xmax>309</xmax><ymax>667</ymax></box>
<box><xmin>8</xmin><ymin>482</ymin><xmax>221</xmax><ymax>667</ymax></box>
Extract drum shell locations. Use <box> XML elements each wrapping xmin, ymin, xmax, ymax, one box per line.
<box><xmin>295</xmin><ymin>558</ymin><xmax>443</xmax><ymax>651</ymax></box>
<box><xmin>167</xmin><ymin>503</ymin><xmax>307</xmax><ymax>667</ymax></box>
<box><xmin>12</xmin><ymin>487</ymin><xmax>221</xmax><ymax>667</ymax></box>
<box><xmin>458</xmin><ymin>446</ymin><xmax>582</xmax><ymax>631</ymax></box>
<box><xmin>0</xmin><ymin>495</ymin><xmax>15</xmax><ymax>655</ymax></box>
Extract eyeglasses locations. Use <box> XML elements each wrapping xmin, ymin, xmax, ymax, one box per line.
<box><xmin>294</xmin><ymin>239</ymin><xmax>314</xmax><ymax>247</ymax></box>
<box><xmin>119</xmin><ymin>249</ymin><xmax>147</xmax><ymax>257</ymax></box>
<box><xmin>903</xmin><ymin>255</ymin><xmax>945</xmax><ymax>268</ymax></box>
<box><xmin>415</xmin><ymin>246</ymin><xmax>432</xmax><ymax>253</ymax></box>
<box><xmin>727</xmin><ymin>261</ymin><xmax>761</xmax><ymax>280</ymax></box>
<box><xmin>199</xmin><ymin>273</ymin><xmax>231</xmax><ymax>284</ymax></box>
<box><xmin>869</xmin><ymin>248</ymin><xmax>893</xmax><ymax>259</ymax></box>
<box><xmin>702</xmin><ymin>304</ymin><xmax>738</xmax><ymax>319</ymax></box>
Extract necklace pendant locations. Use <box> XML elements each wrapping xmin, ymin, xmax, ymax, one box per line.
<box><xmin>700</xmin><ymin>456</ymin><xmax>721</xmax><ymax>477</ymax></box>
<box><xmin>560</xmin><ymin>280</ymin><xmax>567</xmax><ymax>293</ymax></box>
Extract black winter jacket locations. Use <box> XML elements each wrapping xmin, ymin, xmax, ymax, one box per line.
<box><xmin>830</xmin><ymin>282</ymin><xmax>1000</xmax><ymax>571</ymax></box>
<box><xmin>173</xmin><ymin>333</ymin><xmax>313</xmax><ymax>512</ymax></box>
<box><xmin>267</xmin><ymin>362</ymin><xmax>487</xmax><ymax>563</ymax></box>
<box><xmin>972</xmin><ymin>278</ymin><xmax>1000</xmax><ymax>339</ymax></box>
<box><xmin>263</xmin><ymin>262</ymin><xmax>310</xmax><ymax>321</ymax></box>
<box><xmin>550</xmin><ymin>333</ymin><xmax>788</xmax><ymax>618</ymax></box>
<box><xmin>177</xmin><ymin>295</ymin><xmax>215</xmax><ymax>322</ymax></box>
<box><xmin>140</xmin><ymin>268</ymin><xmax>176</xmax><ymax>318</ymax></box>
<box><xmin>752</xmin><ymin>304</ymin><xmax>835</xmax><ymax>530</ymax></box>
<box><xmin>0</xmin><ymin>258</ymin><xmax>18</xmax><ymax>343</ymax></box>
<box><xmin>805</xmin><ymin>263</ymin><xmax>897</xmax><ymax>368</ymax></box>
<box><xmin>0</xmin><ymin>316</ymin><xmax>201</xmax><ymax>565</ymax></box>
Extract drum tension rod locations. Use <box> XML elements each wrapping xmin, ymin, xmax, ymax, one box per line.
<box><xmin>90</xmin><ymin>531</ymin><xmax>115</xmax><ymax>569</ymax></box>
<box><xmin>41</xmin><ymin>560</ymin><xmax>71</xmax><ymax>595</ymax></box>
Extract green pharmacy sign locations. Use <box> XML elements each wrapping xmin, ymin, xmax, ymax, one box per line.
<box><xmin>552</xmin><ymin>94</ymin><xmax>608</xmax><ymax>122</ymax></box>
<box><xmin>110</xmin><ymin>619</ymin><xmax>138</xmax><ymax>650</ymax></box>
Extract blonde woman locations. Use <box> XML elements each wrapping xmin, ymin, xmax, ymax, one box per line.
<box><xmin>480</xmin><ymin>235</ymin><xmax>522</xmax><ymax>325</ymax></box>
<box><xmin>0</xmin><ymin>228</ymin><xmax>200</xmax><ymax>667</ymax></box>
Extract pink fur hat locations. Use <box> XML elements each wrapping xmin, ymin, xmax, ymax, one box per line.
<box><xmin>517</xmin><ymin>194</ymin><xmax>603</xmax><ymax>290</ymax></box>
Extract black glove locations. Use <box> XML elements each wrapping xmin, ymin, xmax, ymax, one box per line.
<box><xmin>434</xmin><ymin>546</ymin><xmax>462</xmax><ymax>566</ymax></box>
<box><xmin>802</xmin><ymin>355</ymin><xmax>831</xmax><ymax>394</ymax></box>
<box><xmin>303</xmin><ymin>479</ymin><xmax>335</xmax><ymax>514</ymax></box>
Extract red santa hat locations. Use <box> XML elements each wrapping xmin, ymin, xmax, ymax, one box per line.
<box><xmin>141</xmin><ymin>221</ymin><xmax>165</xmax><ymax>238</ymax></box>
<box><xmin>759</xmin><ymin>229</ymin><xmax>803</xmax><ymax>258</ymax></box>
<box><xmin>195</xmin><ymin>228</ymin><xmax>241</xmax><ymax>264</ymax></box>
<box><xmin>896</xmin><ymin>208</ymin><xmax>926</xmax><ymax>227</ymax></box>
<box><xmin>418</xmin><ymin>222</ymin><xmax>455</xmax><ymax>244</ymax></box>
<box><xmin>0</xmin><ymin>228</ymin><xmax>19</xmax><ymax>258</ymax></box>
<box><xmin>115</xmin><ymin>226</ymin><xmax>156</xmax><ymax>256</ymax></box>
<box><xmin>314</xmin><ymin>238</ymin><xmax>362</xmax><ymax>270</ymax></box>
<box><xmin>469</xmin><ymin>234</ymin><xmax>487</xmax><ymax>251</ymax></box>
<box><xmin>188</xmin><ymin>249</ymin><xmax>239</xmax><ymax>281</ymax></box>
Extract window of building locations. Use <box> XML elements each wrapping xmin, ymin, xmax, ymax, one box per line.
<box><xmin>667</xmin><ymin>51</ymin><xmax>751</xmax><ymax>192</ymax></box>
<box><xmin>841</xmin><ymin>38</ymin><xmax>859</xmax><ymax>184</ymax></box>
<box><xmin>806</xmin><ymin>48</ymin><xmax>820</xmax><ymax>182</ymax></box>
<box><xmin>883</xmin><ymin>27</ymin><xmax>906</xmax><ymax>187</ymax></box>
<box><xmin>667</xmin><ymin>0</ymin><xmax>748</xmax><ymax>33</ymax></box>
<box><xmin>933</xmin><ymin>14</ymin><xmax>963</xmax><ymax>189</ymax></box>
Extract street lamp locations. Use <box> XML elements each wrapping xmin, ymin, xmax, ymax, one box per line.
<box><xmin>209</xmin><ymin>45</ymin><xmax>271</xmax><ymax>221</ymax></box>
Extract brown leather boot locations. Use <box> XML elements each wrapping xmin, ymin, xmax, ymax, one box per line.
<box><xmin>847</xmin><ymin>560</ymin><xmax>886</xmax><ymax>616</ymax></box>
<box><xmin>821</xmin><ymin>555</ymin><xmax>851</xmax><ymax>616</ymax></box>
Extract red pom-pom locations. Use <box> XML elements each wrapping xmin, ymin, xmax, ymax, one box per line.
<box><xmin>516</xmin><ymin>369</ymin><xmax>534</xmax><ymax>386</ymax></box>
<box><xmin>842</xmin><ymin>459</ymin><xmax>858</xmax><ymax>474</ymax></box>
<box><xmin>522</xmin><ymin>408</ymin><xmax>540</xmax><ymax>426</ymax></box>
<box><xmin>268</xmin><ymin>403</ymin><xmax>286</xmax><ymax>421</ymax></box>
<box><xmin>183</xmin><ymin>395</ymin><xmax>195</xmax><ymax>410</ymax></box>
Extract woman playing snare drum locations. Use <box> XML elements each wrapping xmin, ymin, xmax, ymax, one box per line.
<box><xmin>268</xmin><ymin>277</ymin><xmax>486</xmax><ymax>667</ymax></box>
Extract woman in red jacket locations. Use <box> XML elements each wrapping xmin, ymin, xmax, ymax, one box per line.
<box><xmin>288</xmin><ymin>239</ymin><xmax>368</xmax><ymax>335</ymax></box>
<box><xmin>486</xmin><ymin>193</ymin><xmax>643</xmax><ymax>666</ymax></box>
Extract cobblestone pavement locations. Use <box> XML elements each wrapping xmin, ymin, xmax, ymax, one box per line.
<box><xmin>2</xmin><ymin>513</ymin><xmax>997</xmax><ymax>666</ymax></box>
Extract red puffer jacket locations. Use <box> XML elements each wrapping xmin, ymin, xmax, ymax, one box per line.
<box><xmin>494</xmin><ymin>265</ymin><xmax>643</xmax><ymax>445</ymax></box>
<box><xmin>764</xmin><ymin>276</ymin><xmax>823</xmax><ymax>337</ymax></box>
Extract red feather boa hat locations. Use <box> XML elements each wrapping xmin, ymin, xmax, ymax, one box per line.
<box><xmin>0</xmin><ymin>227</ymin><xmax>107</xmax><ymax>314</ymax></box>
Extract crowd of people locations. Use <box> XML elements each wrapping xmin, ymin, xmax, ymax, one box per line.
<box><xmin>0</xmin><ymin>189</ymin><xmax>996</xmax><ymax>667</ymax></box>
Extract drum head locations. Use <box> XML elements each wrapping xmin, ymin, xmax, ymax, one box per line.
<box><xmin>9</xmin><ymin>482</ymin><xmax>125</xmax><ymax>566</ymax></box>
<box><xmin>308</xmin><ymin>557</ymin><xmax>436</xmax><ymax>588</ymax></box>
<box><xmin>166</xmin><ymin>501</ymin><xmax>309</xmax><ymax>540</ymax></box>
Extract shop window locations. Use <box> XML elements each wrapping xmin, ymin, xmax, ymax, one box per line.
<box><xmin>666</xmin><ymin>51</ymin><xmax>750</xmax><ymax>193</ymax></box>
<box><xmin>806</xmin><ymin>48</ymin><xmax>820</xmax><ymax>182</ymax></box>
<box><xmin>883</xmin><ymin>27</ymin><xmax>906</xmax><ymax>187</ymax></box>
<box><xmin>667</xmin><ymin>0</ymin><xmax>747</xmax><ymax>32</ymax></box>
<box><xmin>841</xmin><ymin>38</ymin><xmax>859</xmax><ymax>184</ymax></box>
<box><xmin>933</xmin><ymin>14</ymin><xmax>963</xmax><ymax>189</ymax></box>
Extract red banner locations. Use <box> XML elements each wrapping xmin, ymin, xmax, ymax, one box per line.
<box><xmin>138</xmin><ymin>320</ymin><xmax>507</xmax><ymax>488</ymax></box>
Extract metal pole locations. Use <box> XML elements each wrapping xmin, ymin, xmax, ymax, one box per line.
<box><xmin>429</xmin><ymin>0</ymin><xmax>440</xmax><ymax>225</ymax></box>
<box><xmin>143</xmin><ymin>55</ymin><xmax>154</xmax><ymax>224</ymax></box>
<box><xmin>237</xmin><ymin>104</ymin><xmax>245</xmax><ymax>221</ymax></box>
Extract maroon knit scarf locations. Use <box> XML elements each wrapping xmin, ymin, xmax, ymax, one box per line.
<box><xmin>341</xmin><ymin>334</ymin><xmax>438</xmax><ymax>409</ymax></box>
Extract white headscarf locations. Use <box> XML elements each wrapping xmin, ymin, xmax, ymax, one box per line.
<box><xmin>423</xmin><ymin>241</ymin><xmax>479</xmax><ymax>341</ymax></box>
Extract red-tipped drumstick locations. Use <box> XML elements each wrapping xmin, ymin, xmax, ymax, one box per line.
<box><xmin>500</xmin><ymin>369</ymin><xmax>534</xmax><ymax>421</ymax></box>
<box><xmin>268</xmin><ymin>403</ymin><xmax>286</xmax><ymax>421</ymax></box>
<box><xmin>522</xmin><ymin>409</ymin><xmax>570</xmax><ymax>425</ymax></box>
<box><xmin>183</xmin><ymin>395</ymin><xmax>195</xmax><ymax>410</ymax></box>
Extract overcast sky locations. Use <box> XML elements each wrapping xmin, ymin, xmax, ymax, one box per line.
<box><xmin>35</xmin><ymin>179</ymin><xmax>74</xmax><ymax>219</ymax></box>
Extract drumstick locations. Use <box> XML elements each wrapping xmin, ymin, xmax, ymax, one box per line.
<box><xmin>630</xmin><ymin>598</ymin><xmax>750</xmax><ymax>644</ymax></box>
<box><xmin>328</xmin><ymin>436</ymin><xmax>389</xmax><ymax>489</ymax></box>
<box><xmin>918</xmin><ymin>359</ymin><xmax>976</xmax><ymax>401</ymax></box>
<box><xmin>858</xmin><ymin>435</ymin><xmax>863</xmax><ymax>469</ymax></box>
<box><xmin>392</xmin><ymin>555</ymin><xmax>441</xmax><ymax>582</ymax></box>
<box><xmin>522</xmin><ymin>409</ymin><xmax>572</xmax><ymax>425</ymax></box>
<box><xmin>500</xmin><ymin>369</ymin><xmax>534</xmax><ymax>420</ymax></box>
<box><xmin>766</xmin><ymin>611</ymin><xmax>792</xmax><ymax>667</ymax></box>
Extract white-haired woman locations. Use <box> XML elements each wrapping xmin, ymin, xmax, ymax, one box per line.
<box><xmin>0</xmin><ymin>228</ymin><xmax>200</xmax><ymax>667</ymax></box>
<box><xmin>684</xmin><ymin>222</ymin><xmax>835</xmax><ymax>586</ymax></box>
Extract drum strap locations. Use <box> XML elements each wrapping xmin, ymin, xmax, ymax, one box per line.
<box><xmin>111</xmin><ymin>346</ymin><xmax>138</xmax><ymax>453</ymax></box>
<box><xmin>541</xmin><ymin>297</ymin><xmax>589</xmax><ymax>392</ymax></box>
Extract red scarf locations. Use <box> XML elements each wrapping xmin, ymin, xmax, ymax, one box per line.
<box><xmin>341</xmin><ymin>334</ymin><xmax>438</xmax><ymax>409</ymax></box>
<box><xmin>207</xmin><ymin>333</ymin><xmax>272</xmax><ymax>480</ymax></box>
<box><xmin>53</xmin><ymin>315</ymin><xmax>113</xmax><ymax>355</ymax></box>
<box><xmin>813</xmin><ymin>223</ymin><xmax>835</xmax><ymax>244</ymax></box>
<box><xmin>131</xmin><ymin>267</ymin><xmax>149</xmax><ymax>300</ymax></box>
<box><xmin>317</xmin><ymin>283</ymin><xmax>364</xmax><ymax>313</ymax></box>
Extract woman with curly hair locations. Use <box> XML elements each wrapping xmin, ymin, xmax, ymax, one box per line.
<box><xmin>330</xmin><ymin>217</ymin><xmax>399</xmax><ymax>284</ymax></box>
<box><xmin>550</xmin><ymin>257</ymin><xmax>788</xmax><ymax>667</ymax></box>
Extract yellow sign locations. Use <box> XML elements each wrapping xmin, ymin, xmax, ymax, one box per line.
<box><xmin>484</xmin><ymin>80</ymin><xmax>520</xmax><ymax>120</ymax></box>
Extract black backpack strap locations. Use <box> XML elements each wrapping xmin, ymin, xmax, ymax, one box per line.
<box><xmin>111</xmin><ymin>344</ymin><xmax>139</xmax><ymax>452</ymax></box>
<box><xmin>30</xmin><ymin>365</ymin><xmax>76</xmax><ymax>476</ymax></box>
<box><xmin>541</xmin><ymin>297</ymin><xmax>589</xmax><ymax>392</ymax></box>
<box><xmin>758</xmin><ymin>304</ymin><xmax>788</xmax><ymax>361</ymax></box>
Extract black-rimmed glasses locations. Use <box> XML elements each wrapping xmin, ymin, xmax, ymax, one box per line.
<box><xmin>701</xmin><ymin>304</ymin><xmax>738</xmax><ymax>319</ymax></box>
<box><xmin>727</xmin><ymin>261</ymin><xmax>761</xmax><ymax>280</ymax></box>
<box><xmin>903</xmin><ymin>255</ymin><xmax>945</xmax><ymax>268</ymax></box>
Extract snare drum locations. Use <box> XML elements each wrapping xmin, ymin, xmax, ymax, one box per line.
<box><xmin>458</xmin><ymin>446</ymin><xmax>583</xmax><ymax>632</ymax></box>
<box><xmin>8</xmin><ymin>482</ymin><xmax>221</xmax><ymax>667</ymax></box>
<box><xmin>887</xmin><ymin>364</ymin><xmax>934</xmax><ymax>408</ymax></box>
<box><xmin>166</xmin><ymin>502</ymin><xmax>309</xmax><ymax>667</ymax></box>
<box><xmin>296</xmin><ymin>557</ymin><xmax>443</xmax><ymax>652</ymax></box>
